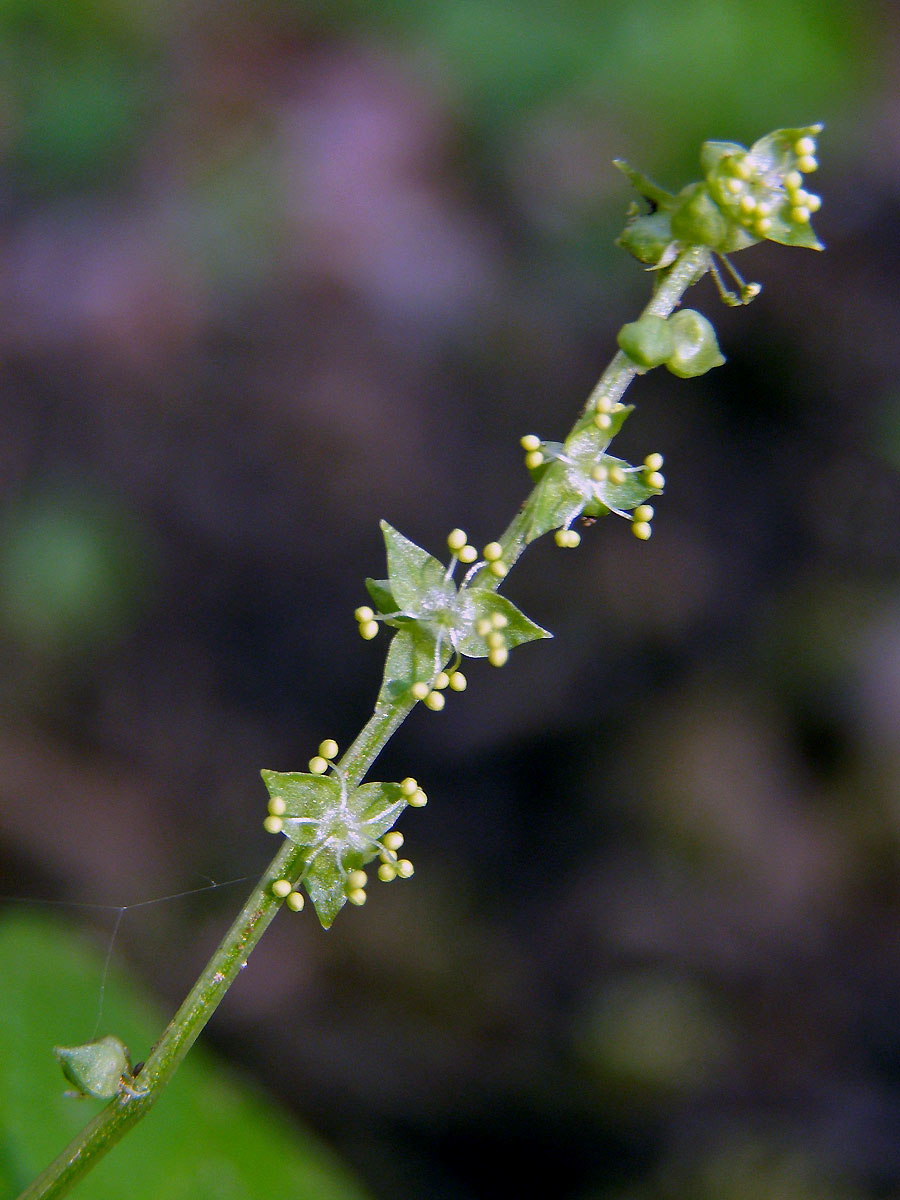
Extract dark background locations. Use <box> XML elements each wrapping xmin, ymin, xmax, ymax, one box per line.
<box><xmin>2</xmin><ymin>1</ymin><xmax>899</xmax><ymax>1197</ymax></box>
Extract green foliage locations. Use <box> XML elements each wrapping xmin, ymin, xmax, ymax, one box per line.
<box><xmin>0</xmin><ymin>913</ymin><xmax>372</xmax><ymax>1200</ymax></box>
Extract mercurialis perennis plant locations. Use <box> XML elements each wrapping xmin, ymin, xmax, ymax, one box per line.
<box><xmin>19</xmin><ymin>124</ymin><xmax>824</xmax><ymax>1199</ymax></box>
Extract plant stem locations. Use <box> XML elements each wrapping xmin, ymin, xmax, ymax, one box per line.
<box><xmin>18</xmin><ymin>244</ymin><xmax>708</xmax><ymax>1200</ymax></box>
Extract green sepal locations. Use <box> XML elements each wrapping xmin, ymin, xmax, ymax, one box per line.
<box><xmin>455</xmin><ymin>591</ymin><xmax>551</xmax><ymax>657</ymax></box>
<box><xmin>380</xmin><ymin>520</ymin><xmax>455</xmax><ymax>614</ymax></box>
<box><xmin>364</xmin><ymin>577</ymin><xmax>406</xmax><ymax>622</ymax></box>
<box><xmin>54</xmin><ymin>1035</ymin><xmax>131</xmax><ymax>1100</ymax></box>
<box><xmin>669</xmin><ymin>182</ymin><xmax>729</xmax><ymax>251</ymax></box>
<box><xmin>522</xmin><ymin>459</ymin><xmax>587</xmax><ymax>543</ymax></box>
<box><xmin>617</xmin><ymin>315</ymin><xmax>675</xmax><ymax>370</ymax></box>
<box><xmin>616</xmin><ymin>209</ymin><xmax>678</xmax><ymax>267</ymax></box>
<box><xmin>568</xmin><ymin>401</ymin><xmax>634</xmax><ymax>444</ymax></box>
<box><xmin>260</xmin><ymin>770</ymin><xmax>407</xmax><ymax>928</ymax></box>
<box><xmin>665</xmin><ymin>309</ymin><xmax>725</xmax><ymax>378</ymax></box>
<box><xmin>377</xmin><ymin>624</ymin><xmax>441</xmax><ymax>705</ymax></box>
<box><xmin>612</xmin><ymin>159</ymin><xmax>674</xmax><ymax>208</ymax></box>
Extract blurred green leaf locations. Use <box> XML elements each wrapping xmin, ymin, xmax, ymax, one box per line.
<box><xmin>0</xmin><ymin>912</ymin><xmax>372</xmax><ymax>1199</ymax></box>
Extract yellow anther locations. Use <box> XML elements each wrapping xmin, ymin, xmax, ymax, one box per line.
<box><xmin>739</xmin><ymin>195</ymin><xmax>757</xmax><ymax>214</ymax></box>
<box><xmin>449</xmin><ymin>671</ymin><xmax>467</xmax><ymax>691</ymax></box>
<box><xmin>554</xmin><ymin>529</ymin><xmax>580</xmax><ymax>548</ymax></box>
<box><xmin>797</xmin><ymin>155</ymin><xmax>817</xmax><ymax>173</ymax></box>
<box><xmin>489</xmin><ymin>560</ymin><xmax>508</xmax><ymax>578</ymax></box>
<box><xmin>410</xmin><ymin>682</ymin><xmax>430</xmax><ymax>701</ymax></box>
<box><xmin>286</xmin><ymin>891</ymin><xmax>305</xmax><ymax>912</ymax></box>
<box><xmin>308</xmin><ymin>755</ymin><xmax>328</xmax><ymax>775</ymax></box>
<box><xmin>487</xmin><ymin>630</ymin><xmax>506</xmax><ymax>649</ymax></box>
<box><xmin>632</xmin><ymin>521</ymin><xmax>652</xmax><ymax>541</ymax></box>
<box><xmin>378</xmin><ymin>863</ymin><xmax>397</xmax><ymax>882</ymax></box>
<box><xmin>646</xmin><ymin>471</ymin><xmax>665</xmax><ymax>489</ymax></box>
<box><xmin>732</xmin><ymin>157</ymin><xmax>752</xmax><ymax>180</ymax></box>
<box><xmin>608</xmin><ymin>465</ymin><xmax>626</xmax><ymax>486</ymax></box>
<box><xmin>794</xmin><ymin>136</ymin><xmax>816</xmax><ymax>156</ymax></box>
<box><xmin>447</xmin><ymin>528</ymin><xmax>468</xmax><ymax>552</ymax></box>
<box><xmin>633</xmin><ymin>504</ymin><xmax>654</xmax><ymax>522</ymax></box>
<box><xmin>524</xmin><ymin>450</ymin><xmax>545</xmax><ymax>470</ymax></box>
<box><xmin>791</xmin><ymin>206</ymin><xmax>810</xmax><ymax>224</ymax></box>
<box><xmin>806</xmin><ymin>194</ymin><xmax>821</xmax><ymax>213</ymax></box>
<box><xmin>490</xmin><ymin>613</ymin><xmax>508</xmax><ymax>628</ymax></box>
<box><xmin>354</xmin><ymin>606</ymin><xmax>375</xmax><ymax>623</ymax></box>
<box><xmin>725</xmin><ymin>177</ymin><xmax>743</xmax><ymax>195</ymax></box>
<box><xmin>591</xmin><ymin>464</ymin><xmax>608</xmax><ymax>482</ymax></box>
<box><xmin>594</xmin><ymin>412</ymin><xmax>612</xmax><ymax>431</ymax></box>
<box><xmin>595</xmin><ymin>395</ymin><xmax>614</xmax><ymax>413</ymax></box>
<box><xmin>268</xmin><ymin>795</ymin><xmax>287</xmax><ymax>816</ymax></box>
<box><xmin>488</xmin><ymin>646</ymin><xmax>509</xmax><ymax>668</ymax></box>
<box><xmin>263</xmin><ymin>815</ymin><xmax>284</xmax><ymax>835</ymax></box>
<box><xmin>458</xmin><ymin>544</ymin><xmax>479</xmax><ymax>564</ymax></box>
<box><xmin>754</xmin><ymin>217</ymin><xmax>772</xmax><ymax>235</ymax></box>
<box><xmin>272</xmin><ymin>879</ymin><xmax>292</xmax><ymax>899</ymax></box>
<box><xmin>520</xmin><ymin>434</ymin><xmax>541</xmax><ymax>452</ymax></box>
<box><xmin>347</xmin><ymin>888</ymin><xmax>367</xmax><ymax>906</ymax></box>
<box><xmin>785</xmin><ymin>170</ymin><xmax>803</xmax><ymax>191</ymax></box>
<box><xmin>475</xmin><ymin>617</ymin><xmax>492</xmax><ymax>637</ymax></box>
<box><xmin>400</xmin><ymin>777</ymin><xmax>419</xmax><ymax>796</ymax></box>
<box><xmin>483</xmin><ymin>542</ymin><xmax>503</xmax><ymax>561</ymax></box>
<box><xmin>407</xmin><ymin>787</ymin><xmax>428</xmax><ymax>807</ymax></box>
<box><xmin>424</xmin><ymin>690</ymin><xmax>446</xmax><ymax>711</ymax></box>
<box><xmin>318</xmin><ymin>739</ymin><xmax>338</xmax><ymax>761</ymax></box>
<box><xmin>347</xmin><ymin>870</ymin><xmax>368</xmax><ymax>890</ymax></box>
<box><xmin>396</xmin><ymin>860</ymin><xmax>415</xmax><ymax>879</ymax></box>
<box><xmin>359</xmin><ymin>620</ymin><xmax>380</xmax><ymax>640</ymax></box>
<box><xmin>644</xmin><ymin>452</ymin><xmax>664</xmax><ymax>471</ymax></box>
<box><xmin>434</xmin><ymin>671</ymin><xmax>450</xmax><ymax>690</ymax></box>
<box><xmin>384</xmin><ymin>831</ymin><xmax>404</xmax><ymax>851</ymax></box>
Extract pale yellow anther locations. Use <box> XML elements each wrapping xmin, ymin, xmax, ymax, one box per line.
<box><xmin>263</xmin><ymin>815</ymin><xmax>284</xmax><ymax>835</ymax></box>
<box><xmin>739</xmin><ymin>195</ymin><xmax>757</xmax><ymax>215</ymax></box>
<box><xmin>400</xmin><ymin>777</ymin><xmax>419</xmax><ymax>796</ymax></box>
<box><xmin>447</xmin><ymin>528</ymin><xmax>468</xmax><ymax>552</ymax></box>
<box><xmin>646</xmin><ymin>471</ymin><xmax>665</xmax><ymax>490</ymax></box>
<box><xmin>378</xmin><ymin>863</ymin><xmax>397</xmax><ymax>882</ymax></box>
<box><xmin>520</xmin><ymin>434</ymin><xmax>541</xmax><ymax>452</ymax></box>
<box><xmin>383</xmin><ymin>831</ymin><xmax>404</xmax><ymax>851</ymax></box>
<box><xmin>725</xmin><ymin>177</ymin><xmax>743</xmax><ymax>195</ymax></box>
<box><xmin>791</xmin><ymin>187</ymin><xmax>810</xmax><ymax>206</ymax></box>
<box><xmin>609</xmin><ymin>465</ymin><xmax>626</xmax><ymax>486</ymax></box>
<box><xmin>632</xmin><ymin>521</ymin><xmax>652</xmax><ymax>541</ymax></box>
<box><xmin>347</xmin><ymin>870</ymin><xmax>368</xmax><ymax>890</ymax></box>
<box><xmin>644</xmin><ymin>452</ymin><xmax>664</xmax><ymax>471</ymax></box>
<box><xmin>318</xmin><ymin>739</ymin><xmax>338</xmax><ymax>761</ymax></box>
<box><xmin>380</xmin><ymin>847</ymin><xmax>398</xmax><ymax>862</ymax></box>
<box><xmin>794</xmin><ymin>136</ymin><xmax>816</xmax><ymax>156</ymax></box>
<box><xmin>524</xmin><ymin>450</ymin><xmax>545</xmax><ymax>470</ymax></box>
<box><xmin>354</xmin><ymin>606</ymin><xmax>375</xmax><ymax>623</ymax></box>
<box><xmin>633</xmin><ymin>504</ymin><xmax>654</xmax><ymax>522</ymax></box>
<box><xmin>458</xmin><ymin>544</ymin><xmax>479</xmax><ymax>564</ymax></box>
<box><xmin>396</xmin><ymin>860</ymin><xmax>415</xmax><ymax>879</ymax></box>
<box><xmin>449</xmin><ymin>671</ymin><xmax>467</xmax><ymax>691</ymax></box>
<box><xmin>797</xmin><ymin>155</ymin><xmax>817</xmax><ymax>173</ymax></box>
<box><xmin>487</xmin><ymin>630</ymin><xmax>506</xmax><ymax>649</ymax></box>
<box><xmin>268</xmin><ymin>795</ymin><xmax>287</xmax><ymax>816</ymax></box>
<box><xmin>489</xmin><ymin>560</ymin><xmax>508</xmax><ymax>578</ymax></box>
<box><xmin>407</xmin><ymin>787</ymin><xmax>428</xmax><ymax>807</ymax></box>
<box><xmin>411</xmin><ymin>681</ymin><xmax>430</xmax><ymax>701</ymax></box>
<box><xmin>308</xmin><ymin>755</ymin><xmax>328</xmax><ymax>775</ymax></box>
<box><xmin>806</xmin><ymin>194</ymin><xmax>821</xmax><ymax>213</ymax></box>
<box><xmin>754</xmin><ymin>217</ymin><xmax>772</xmax><ymax>235</ymax></box>
<box><xmin>732</xmin><ymin>157</ymin><xmax>752</xmax><ymax>180</ymax></box>
<box><xmin>359</xmin><ymin>620</ymin><xmax>380</xmax><ymax>640</ymax></box>
<box><xmin>594</xmin><ymin>412</ymin><xmax>612</xmax><ymax>431</ymax></box>
<box><xmin>347</xmin><ymin>888</ymin><xmax>367</xmax><ymax>906</ymax></box>
<box><xmin>424</xmin><ymin>690</ymin><xmax>446</xmax><ymax>711</ymax></box>
<box><xmin>286</xmin><ymin>891</ymin><xmax>305</xmax><ymax>912</ymax></box>
<box><xmin>434</xmin><ymin>671</ymin><xmax>450</xmax><ymax>690</ymax></box>
<box><xmin>483</xmin><ymin>542</ymin><xmax>503</xmax><ymax>561</ymax></box>
<box><xmin>488</xmin><ymin>646</ymin><xmax>509</xmax><ymax>668</ymax></box>
<box><xmin>272</xmin><ymin>879</ymin><xmax>292</xmax><ymax>899</ymax></box>
<box><xmin>490</xmin><ymin>612</ymin><xmax>509</xmax><ymax>629</ymax></box>
<box><xmin>791</xmin><ymin>206</ymin><xmax>810</xmax><ymax>224</ymax></box>
<box><xmin>785</xmin><ymin>170</ymin><xmax>803</xmax><ymax>191</ymax></box>
<box><xmin>475</xmin><ymin>617</ymin><xmax>492</xmax><ymax>637</ymax></box>
<box><xmin>591</xmin><ymin>464</ymin><xmax>608</xmax><ymax>483</ymax></box>
<box><xmin>554</xmin><ymin>529</ymin><xmax>580</xmax><ymax>548</ymax></box>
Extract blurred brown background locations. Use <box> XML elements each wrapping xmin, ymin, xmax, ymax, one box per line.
<box><xmin>2</xmin><ymin>1</ymin><xmax>900</xmax><ymax>1197</ymax></box>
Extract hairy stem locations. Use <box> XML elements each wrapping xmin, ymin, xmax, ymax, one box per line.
<box><xmin>19</xmin><ymin>244</ymin><xmax>708</xmax><ymax>1200</ymax></box>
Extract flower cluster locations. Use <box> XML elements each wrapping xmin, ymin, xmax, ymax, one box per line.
<box><xmin>616</xmin><ymin>125</ymin><xmax>823</xmax><ymax>274</ymax></box>
<box><xmin>357</xmin><ymin>521</ymin><xmax>550</xmax><ymax>709</ymax></box>
<box><xmin>262</xmin><ymin>742</ymin><xmax>427</xmax><ymax>927</ymax></box>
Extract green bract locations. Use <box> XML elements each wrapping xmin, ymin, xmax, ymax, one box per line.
<box><xmin>616</xmin><ymin>124</ymin><xmax>823</xmax><ymax>264</ymax></box>
<box><xmin>366</xmin><ymin>521</ymin><xmax>550</xmax><ymax>672</ymax></box>
<box><xmin>665</xmin><ymin>309</ymin><xmax>725</xmax><ymax>378</ymax></box>
<box><xmin>260</xmin><ymin>769</ymin><xmax>408</xmax><ymax>927</ymax></box>
<box><xmin>55</xmin><ymin>1035</ymin><xmax>132</xmax><ymax>1100</ymax></box>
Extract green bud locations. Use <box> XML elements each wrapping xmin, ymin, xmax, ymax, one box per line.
<box><xmin>670</xmin><ymin>183</ymin><xmax>729</xmax><ymax>250</ymax></box>
<box><xmin>617</xmin><ymin>315</ymin><xmax>675</xmax><ymax>370</ymax></box>
<box><xmin>54</xmin><ymin>1035</ymin><xmax>131</xmax><ymax>1100</ymax></box>
<box><xmin>665</xmin><ymin>309</ymin><xmax>726</xmax><ymax>378</ymax></box>
<box><xmin>616</xmin><ymin>209</ymin><xmax>676</xmax><ymax>266</ymax></box>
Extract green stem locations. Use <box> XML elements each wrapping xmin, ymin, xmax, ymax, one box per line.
<box><xmin>18</xmin><ymin>244</ymin><xmax>708</xmax><ymax>1200</ymax></box>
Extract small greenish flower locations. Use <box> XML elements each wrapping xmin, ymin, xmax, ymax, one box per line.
<box><xmin>261</xmin><ymin>761</ymin><xmax>426</xmax><ymax>927</ymax></box>
<box><xmin>359</xmin><ymin>521</ymin><xmax>550</xmax><ymax>704</ymax></box>
<box><xmin>55</xmin><ymin>1036</ymin><xmax>135</xmax><ymax>1100</ymax></box>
